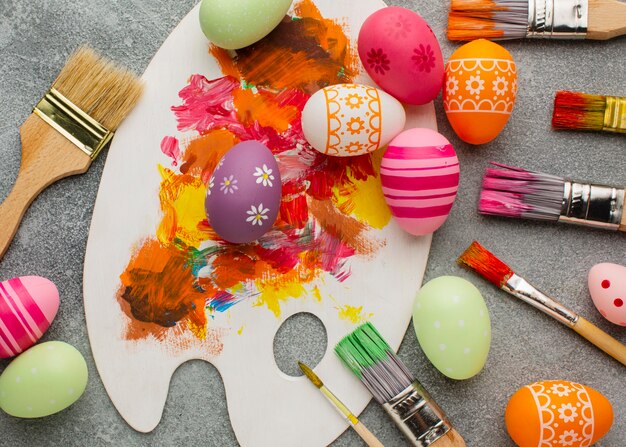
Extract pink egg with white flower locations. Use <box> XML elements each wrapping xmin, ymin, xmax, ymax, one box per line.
<box><xmin>381</xmin><ymin>128</ymin><xmax>459</xmax><ymax>236</ymax></box>
<box><xmin>358</xmin><ymin>6</ymin><xmax>444</xmax><ymax>105</ymax></box>
<box><xmin>205</xmin><ymin>141</ymin><xmax>282</xmax><ymax>244</ymax></box>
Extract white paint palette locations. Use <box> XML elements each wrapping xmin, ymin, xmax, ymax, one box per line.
<box><xmin>83</xmin><ymin>1</ymin><xmax>437</xmax><ymax>446</ymax></box>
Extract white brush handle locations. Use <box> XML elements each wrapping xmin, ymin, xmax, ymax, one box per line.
<box><xmin>353</xmin><ymin>421</ymin><xmax>385</xmax><ymax>447</ymax></box>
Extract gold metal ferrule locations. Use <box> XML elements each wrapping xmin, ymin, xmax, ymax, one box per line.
<box><xmin>34</xmin><ymin>88</ymin><xmax>113</xmax><ymax>160</ymax></box>
<box><xmin>603</xmin><ymin>96</ymin><xmax>626</xmax><ymax>133</ymax></box>
<box><xmin>503</xmin><ymin>274</ymin><xmax>579</xmax><ymax>327</ymax></box>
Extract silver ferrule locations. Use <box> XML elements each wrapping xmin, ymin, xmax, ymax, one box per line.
<box><xmin>527</xmin><ymin>0</ymin><xmax>588</xmax><ymax>38</ymax></box>
<box><xmin>382</xmin><ymin>381</ymin><xmax>451</xmax><ymax>447</ymax></box>
<box><xmin>504</xmin><ymin>274</ymin><xmax>579</xmax><ymax>326</ymax></box>
<box><xmin>559</xmin><ymin>182</ymin><xmax>625</xmax><ymax>230</ymax></box>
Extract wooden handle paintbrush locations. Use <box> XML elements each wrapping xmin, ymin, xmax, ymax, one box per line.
<box><xmin>0</xmin><ymin>47</ymin><xmax>143</xmax><ymax>260</ymax></box>
<box><xmin>298</xmin><ymin>362</ymin><xmax>385</xmax><ymax>447</ymax></box>
<box><xmin>459</xmin><ymin>241</ymin><xmax>626</xmax><ymax>367</ymax></box>
<box><xmin>448</xmin><ymin>0</ymin><xmax>626</xmax><ymax>41</ymax></box>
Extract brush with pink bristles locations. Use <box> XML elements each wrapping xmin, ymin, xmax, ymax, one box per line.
<box><xmin>479</xmin><ymin>162</ymin><xmax>626</xmax><ymax>232</ymax></box>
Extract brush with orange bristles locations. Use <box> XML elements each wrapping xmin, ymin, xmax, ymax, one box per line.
<box><xmin>458</xmin><ymin>241</ymin><xmax>626</xmax><ymax>367</ymax></box>
<box><xmin>448</xmin><ymin>0</ymin><xmax>626</xmax><ymax>41</ymax></box>
<box><xmin>0</xmin><ymin>46</ymin><xmax>143</xmax><ymax>260</ymax></box>
<box><xmin>552</xmin><ymin>90</ymin><xmax>625</xmax><ymax>133</ymax></box>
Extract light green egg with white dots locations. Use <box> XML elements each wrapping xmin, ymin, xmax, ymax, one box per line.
<box><xmin>413</xmin><ymin>276</ymin><xmax>491</xmax><ymax>380</ymax></box>
<box><xmin>199</xmin><ymin>0</ymin><xmax>294</xmax><ymax>50</ymax></box>
<box><xmin>0</xmin><ymin>341</ymin><xmax>88</xmax><ymax>418</ymax></box>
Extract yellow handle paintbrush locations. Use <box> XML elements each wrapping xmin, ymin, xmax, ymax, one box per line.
<box><xmin>298</xmin><ymin>362</ymin><xmax>384</xmax><ymax>447</ymax></box>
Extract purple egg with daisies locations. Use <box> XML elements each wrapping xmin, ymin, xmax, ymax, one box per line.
<box><xmin>205</xmin><ymin>140</ymin><xmax>281</xmax><ymax>244</ymax></box>
<box><xmin>381</xmin><ymin>128</ymin><xmax>460</xmax><ymax>236</ymax></box>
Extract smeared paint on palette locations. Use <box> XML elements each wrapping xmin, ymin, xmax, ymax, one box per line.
<box><xmin>117</xmin><ymin>0</ymin><xmax>388</xmax><ymax>344</ymax></box>
<box><xmin>84</xmin><ymin>0</ymin><xmax>435</xmax><ymax>442</ymax></box>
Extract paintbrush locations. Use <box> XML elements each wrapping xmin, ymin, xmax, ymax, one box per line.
<box><xmin>552</xmin><ymin>90</ymin><xmax>625</xmax><ymax>134</ymax></box>
<box><xmin>0</xmin><ymin>46</ymin><xmax>143</xmax><ymax>260</ymax></box>
<box><xmin>479</xmin><ymin>162</ymin><xmax>626</xmax><ymax>232</ymax></box>
<box><xmin>335</xmin><ymin>323</ymin><xmax>466</xmax><ymax>447</ymax></box>
<box><xmin>298</xmin><ymin>361</ymin><xmax>385</xmax><ymax>447</ymax></box>
<box><xmin>458</xmin><ymin>241</ymin><xmax>626</xmax><ymax>367</ymax></box>
<box><xmin>447</xmin><ymin>0</ymin><xmax>626</xmax><ymax>40</ymax></box>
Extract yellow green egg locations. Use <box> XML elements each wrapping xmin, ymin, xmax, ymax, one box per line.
<box><xmin>413</xmin><ymin>276</ymin><xmax>491</xmax><ymax>380</ymax></box>
<box><xmin>0</xmin><ymin>341</ymin><xmax>88</xmax><ymax>418</ymax></box>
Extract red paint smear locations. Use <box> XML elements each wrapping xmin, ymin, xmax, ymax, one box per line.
<box><xmin>280</xmin><ymin>194</ymin><xmax>309</xmax><ymax>229</ymax></box>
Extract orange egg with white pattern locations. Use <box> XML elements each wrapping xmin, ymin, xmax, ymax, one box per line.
<box><xmin>444</xmin><ymin>39</ymin><xmax>517</xmax><ymax>145</ymax></box>
<box><xmin>505</xmin><ymin>380</ymin><xmax>613</xmax><ymax>447</ymax></box>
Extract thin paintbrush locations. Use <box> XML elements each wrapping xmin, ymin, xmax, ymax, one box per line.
<box><xmin>479</xmin><ymin>162</ymin><xmax>626</xmax><ymax>232</ymax></box>
<box><xmin>458</xmin><ymin>241</ymin><xmax>626</xmax><ymax>367</ymax></box>
<box><xmin>298</xmin><ymin>362</ymin><xmax>384</xmax><ymax>447</ymax></box>
<box><xmin>0</xmin><ymin>46</ymin><xmax>143</xmax><ymax>260</ymax></box>
<box><xmin>335</xmin><ymin>323</ymin><xmax>466</xmax><ymax>447</ymax></box>
<box><xmin>448</xmin><ymin>0</ymin><xmax>626</xmax><ymax>41</ymax></box>
<box><xmin>552</xmin><ymin>90</ymin><xmax>625</xmax><ymax>133</ymax></box>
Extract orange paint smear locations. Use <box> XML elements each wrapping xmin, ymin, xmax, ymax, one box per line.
<box><xmin>209</xmin><ymin>0</ymin><xmax>358</xmax><ymax>93</ymax></box>
<box><xmin>179</xmin><ymin>129</ymin><xmax>238</xmax><ymax>181</ymax></box>
<box><xmin>233</xmin><ymin>88</ymin><xmax>300</xmax><ymax>133</ymax></box>
<box><xmin>308</xmin><ymin>198</ymin><xmax>383</xmax><ymax>257</ymax></box>
<box><xmin>118</xmin><ymin>239</ymin><xmax>208</xmax><ymax>340</ymax></box>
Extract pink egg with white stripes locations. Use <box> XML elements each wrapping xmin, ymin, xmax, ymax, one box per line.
<box><xmin>0</xmin><ymin>276</ymin><xmax>59</xmax><ymax>358</ymax></box>
<box><xmin>381</xmin><ymin>128</ymin><xmax>459</xmax><ymax>236</ymax></box>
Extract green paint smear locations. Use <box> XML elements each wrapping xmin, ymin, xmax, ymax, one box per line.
<box><xmin>334</xmin><ymin>322</ymin><xmax>391</xmax><ymax>378</ymax></box>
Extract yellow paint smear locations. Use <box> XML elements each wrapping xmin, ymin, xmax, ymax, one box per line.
<box><xmin>337</xmin><ymin>305</ymin><xmax>373</xmax><ymax>324</ymax></box>
<box><xmin>157</xmin><ymin>166</ymin><xmax>208</xmax><ymax>248</ymax></box>
<box><xmin>332</xmin><ymin>151</ymin><xmax>391</xmax><ymax>230</ymax></box>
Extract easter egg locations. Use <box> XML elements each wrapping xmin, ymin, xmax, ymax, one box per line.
<box><xmin>589</xmin><ymin>263</ymin><xmax>626</xmax><ymax>326</ymax></box>
<box><xmin>301</xmin><ymin>83</ymin><xmax>406</xmax><ymax>157</ymax></box>
<box><xmin>381</xmin><ymin>128</ymin><xmax>459</xmax><ymax>236</ymax></box>
<box><xmin>205</xmin><ymin>141</ymin><xmax>282</xmax><ymax>244</ymax></box>
<box><xmin>0</xmin><ymin>341</ymin><xmax>88</xmax><ymax>418</ymax></box>
<box><xmin>505</xmin><ymin>380</ymin><xmax>613</xmax><ymax>447</ymax></box>
<box><xmin>443</xmin><ymin>39</ymin><xmax>517</xmax><ymax>145</ymax></box>
<box><xmin>0</xmin><ymin>276</ymin><xmax>59</xmax><ymax>359</ymax></box>
<box><xmin>358</xmin><ymin>7</ymin><xmax>444</xmax><ymax>105</ymax></box>
<box><xmin>199</xmin><ymin>0</ymin><xmax>293</xmax><ymax>50</ymax></box>
<box><xmin>412</xmin><ymin>276</ymin><xmax>490</xmax><ymax>380</ymax></box>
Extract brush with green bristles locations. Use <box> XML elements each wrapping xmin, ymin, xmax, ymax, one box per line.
<box><xmin>335</xmin><ymin>322</ymin><xmax>466</xmax><ymax>447</ymax></box>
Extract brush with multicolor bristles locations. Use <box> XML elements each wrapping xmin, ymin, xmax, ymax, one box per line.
<box><xmin>479</xmin><ymin>162</ymin><xmax>626</xmax><ymax>232</ymax></box>
<box><xmin>298</xmin><ymin>362</ymin><xmax>384</xmax><ymax>447</ymax></box>
<box><xmin>552</xmin><ymin>91</ymin><xmax>625</xmax><ymax>134</ymax></box>
<box><xmin>335</xmin><ymin>322</ymin><xmax>466</xmax><ymax>447</ymax></box>
<box><xmin>458</xmin><ymin>241</ymin><xmax>626</xmax><ymax>367</ymax></box>
<box><xmin>447</xmin><ymin>0</ymin><xmax>626</xmax><ymax>41</ymax></box>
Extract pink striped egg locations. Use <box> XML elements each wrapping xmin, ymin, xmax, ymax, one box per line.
<box><xmin>0</xmin><ymin>276</ymin><xmax>59</xmax><ymax>358</ymax></box>
<box><xmin>381</xmin><ymin>128</ymin><xmax>459</xmax><ymax>235</ymax></box>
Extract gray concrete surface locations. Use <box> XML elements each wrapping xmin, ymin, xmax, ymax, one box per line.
<box><xmin>0</xmin><ymin>0</ymin><xmax>624</xmax><ymax>445</ymax></box>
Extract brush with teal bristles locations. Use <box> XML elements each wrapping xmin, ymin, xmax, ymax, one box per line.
<box><xmin>335</xmin><ymin>322</ymin><xmax>466</xmax><ymax>447</ymax></box>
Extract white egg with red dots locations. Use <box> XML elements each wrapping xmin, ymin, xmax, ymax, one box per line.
<box><xmin>589</xmin><ymin>263</ymin><xmax>626</xmax><ymax>326</ymax></box>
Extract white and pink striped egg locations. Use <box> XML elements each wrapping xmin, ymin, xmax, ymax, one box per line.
<box><xmin>0</xmin><ymin>276</ymin><xmax>59</xmax><ymax>358</ymax></box>
<box><xmin>381</xmin><ymin>128</ymin><xmax>459</xmax><ymax>236</ymax></box>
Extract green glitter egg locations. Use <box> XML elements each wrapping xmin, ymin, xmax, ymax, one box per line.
<box><xmin>0</xmin><ymin>341</ymin><xmax>88</xmax><ymax>418</ymax></box>
<box><xmin>413</xmin><ymin>276</ymin><xmax>491</xmax><ymax>380</ymax></box>
<box><xmin>199</xmin><ymin>0</ymin><xmax>294</xmax><ymax>50</ymax></box>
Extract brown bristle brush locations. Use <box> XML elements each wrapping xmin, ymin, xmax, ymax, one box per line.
<box><xmin>448</xmin><ymin>0</ymin><xmax>626</xmax><ymax>41</ymax></box>
<box><xmin>479</xmin><ymin>162</ymin><xmax>626</xmax><ymax>232</ymax></box>
<box><xmin>0</xmin><ymin>46</ymin><xmax>143</xmax><ymax>259</ymax></box>
<box><xmin>552</xmin><ymin>90</ymin><xmax>625</xmax><ymax>133</ymax></box>
<box><xmin>458</xmin><ymin>241</ymin><xmax>626</xmax><ymax>367</ymax></box>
